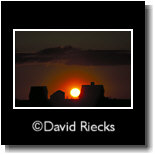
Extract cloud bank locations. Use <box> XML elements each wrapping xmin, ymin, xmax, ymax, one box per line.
<box><xmin>16</xmin><ymin>46</ymin><xmax>131</xmax><ymax>66</ymax></box>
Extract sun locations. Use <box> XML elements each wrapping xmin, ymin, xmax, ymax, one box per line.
<box><xmin>70</xmin><ymin>88</ymin><xmax>80</xmax><ymax>98</ymax></box>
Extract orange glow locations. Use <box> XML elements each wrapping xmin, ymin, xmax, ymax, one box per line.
<box><xmin>70</xmin><ymin>88</ymin><xmax>80</xmax><ymax>98</ymax></box>
<box><xmin>44</xmin><ymin>64</ymin><xmax>102</xmax><ymax>99</ymax></box>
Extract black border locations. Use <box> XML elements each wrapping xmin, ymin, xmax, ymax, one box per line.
<box><xmin>1</xmin><ymin>1</ymin><xmax>145</xmax><ymax>145</ymax></box>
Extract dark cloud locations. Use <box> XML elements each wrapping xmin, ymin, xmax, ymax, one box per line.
<box><xmin>16</xmin><ymin>46</ymin><xmax>131</xmax><ymax>66</ymax></box>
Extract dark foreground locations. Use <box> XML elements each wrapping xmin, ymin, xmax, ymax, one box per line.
<box><xmin>15</xmin><ymin>97</ymin><xmax>131</xmax><ymax>107</ymax></box>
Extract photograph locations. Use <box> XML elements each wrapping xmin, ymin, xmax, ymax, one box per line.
<box><xmin>14</xmin><ymin>29</ymin><xmax>132</xmax><ymax>108</ymax></box>
<box><xmin>2</xmin><ymin>0</ymin><xmax>146</xmax><ymax>147</ymax></box>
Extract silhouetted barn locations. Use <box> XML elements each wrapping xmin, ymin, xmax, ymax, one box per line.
<box><xmin>50</xmin><ymin>90</ymin><xmax>65</xmax><ymax>106</ymax></box>
<box><xmin>29</xmin><ymin>86</ymin><xmax>48</xmax><ymax>106</ymax></box>
<box><xmin>79</xmin><ymin>82</ymin><xmax>104</xmax><ymax>106</ymax></box>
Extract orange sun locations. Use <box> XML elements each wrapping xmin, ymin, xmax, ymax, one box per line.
<box><xmin>70</xmin><ymin>88</ymin><xmax>80</xmax><ymax>98</ymax></box>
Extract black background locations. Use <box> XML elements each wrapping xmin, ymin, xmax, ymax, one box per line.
<box><xmin>1</xmin><ymin>1</ymin><xmax>145</xmax><ymax>145</ymax></box>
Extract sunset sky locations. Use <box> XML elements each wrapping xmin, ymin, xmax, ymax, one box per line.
<box><xmin>15</xmin><ymin>30</ymin><xmax>131</xmax><ymax>99</ymax></box>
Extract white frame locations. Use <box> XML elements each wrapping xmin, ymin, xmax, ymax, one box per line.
<box><xmin>13</xmin><ymin>29</ymin><xmax>133</xmax><ymax>109</ymax></box>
